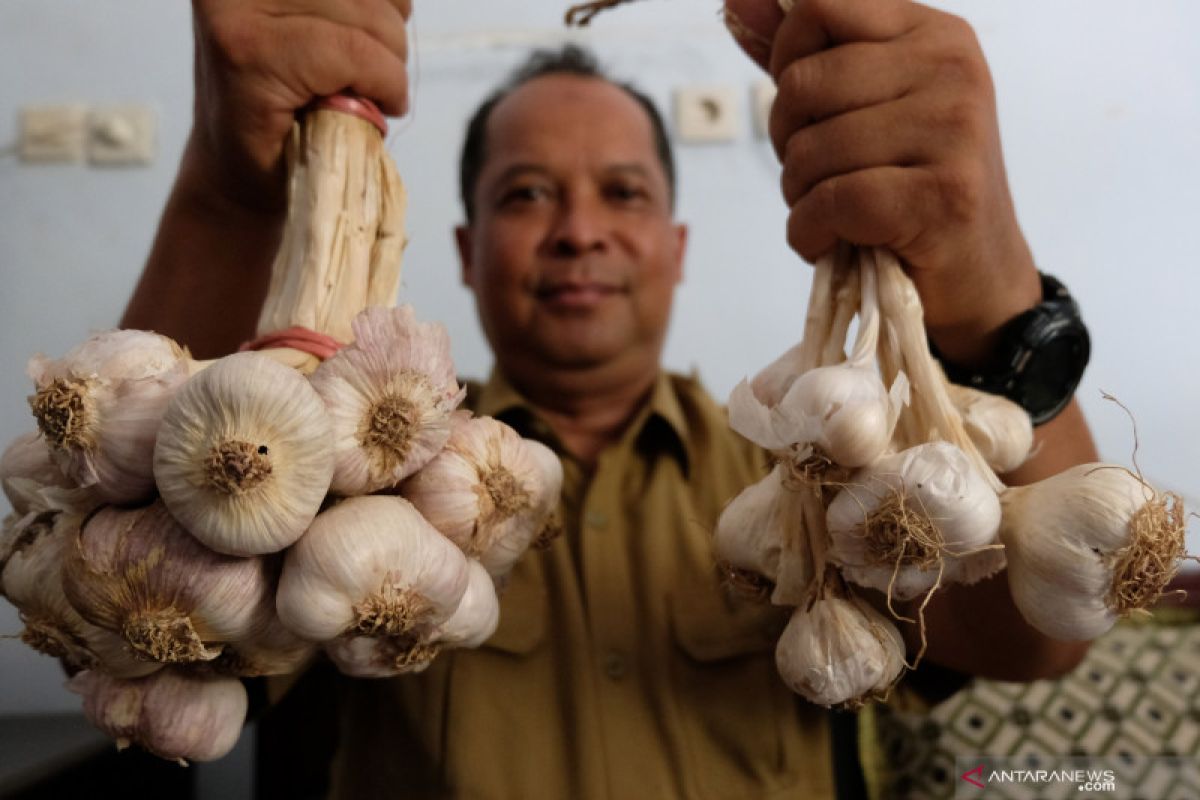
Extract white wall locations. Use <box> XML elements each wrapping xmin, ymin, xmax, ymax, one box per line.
<box><xmin>1</xmin><ymin>0</ymin><xmax>1197</xmax><ymax>714</ymax></box>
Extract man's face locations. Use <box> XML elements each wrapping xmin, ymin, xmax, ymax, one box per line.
<box><xmin>457</xmin><ymin>74</ymin><xmax>686</xmax><ymax>380</ymax></box>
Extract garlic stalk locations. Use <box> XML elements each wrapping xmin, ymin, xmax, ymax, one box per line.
<box><xmin>154</xmin><ymin>351</ymin><xmax>334</xmax><ymax>556</ymax></box>
<box><xmin>947</xmin><ymin>382</ymin><xmax>1034</xmax><ymax>475</ymax></box>
<box><xmin>826</xmin><ymin>441</ymin><xmax>1004</xmax><ymax>602</ymax></box>
<box><xmin>1</xmin><ymin>510</ymin><xmax>159</xmax><ymax>678</ymax></box>
<box><xmin>326</xmin><ymin>558</ymin><xmax>500</xmax><ymax>677</ymax></box>
<box><xmin>62</xmin><ymin>501</ymin><xmax>274</xmax><ymax>664</ymax></box>
<box><xmin>27</xmin><ymin>330</ymin><xmax>191</xmax><ymax>505</ymax></box>
<box><xmin>277</xmin><ymin>495</ymin><xmax>471</xmax><ymax>644</ymax></box>
<box><xmin>401</xmin><ymin>413</ymin><xmax>562</xmax><ymax>578</ymax></box>
<box><xmin>68</xmin><ymin>669</ymin><xmax>247</xmax><ymax>764</ymax></box>
<box><xmin>775</xmin><ymin>577</ymin><xmax>906</xmax><ymax>708</ymax></box>
<box><xmin>1001</xmin><ymin>464</ymin><xmax>1186</xmax><ymax>640</ymax></box>
<box><xmin>310</xmin><ymin>306</ymin><xmax>466</xmax><ymax>496</ymax></box>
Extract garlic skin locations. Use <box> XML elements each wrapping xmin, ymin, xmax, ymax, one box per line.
<box><xmin>310</xmin><ymin>306</ymin><xmax>466</xmax><ymax>495</ymax></box>
<box><xmin>27</xmin><ymin>330</ymin><xmax>190</xmax><ymax>505</ymax></box>
<box><xmin>714</xmin><ymin>464</ymin><xmax>810</xmax><ymax>602</ymax></box>
<box><xmin>401</xmin><ymin>414</ymin><xmax>563</xmax><ymax>578</ymax></box>
<box><xmin>1001</xmin><ymin>464</ymin><xmax>1186</xmax><ymax>641</ymax></box>
<box><xmin>2</xmin><ymin>511</ymin><xmax>159</xmax><ymax>678</ymax></box>
<box><xmin>1</xmin><ymin>432</ymin><xmax>76</xmax><ymax>515</ymax></box>
<box><xmin>775</xmin><ymin>591</ymin><xmax>906</xmax><ymax>708</ymax></box>
<box><xmin>326</xmin><ymin>559</ymin><xmax>500</xmax><ymax>678</ymax></box>
<box><xmin>947</xmin><ymin>383</ymin><xmax>1034</xmax><ymax>475</ymax></box>
<box><xmin>826</xmin><ymin>442</ymin><xmax>1002</xmax><ymax>601</ymax></box>
<box><xmin>62</xmin><ymin>501</ymin><xmax>274</xmax><ymax>664</ymax></box>
<box><xmin>205</xmin><ymin>611</ymin><xmax>317</xmax><ymax>678</ymax></box>
<box><xmin>277</xmin><ymin>495</ymin><xmax>470</xmax><ymax>644</ymax></box>
<box><xmin>154</xmin><ymin>351</ymin><xmax>334</xmax><ymax>555</ymax></box>
<box><xmin>68</xmin><ymin>669</ymin><xmax>247</xmax><ymax>763</ymax></box>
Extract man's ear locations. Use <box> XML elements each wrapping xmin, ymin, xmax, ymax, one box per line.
<box><xmin>454</xmin><ymin>224</ymin><xmax>474</xmax><ymax>287</ymax></box>
<box><xmin>672</xmin><ymin>223</ymin><xmax>688</xmax><ymax>285</ymax></box>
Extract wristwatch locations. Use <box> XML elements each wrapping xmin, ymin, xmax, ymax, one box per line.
<box><xmin>933</xmin><ymin>273</ymin><xmax>1090</xmax><ymax>425</ymax></box>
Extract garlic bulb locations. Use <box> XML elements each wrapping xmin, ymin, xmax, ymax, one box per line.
<box><xmin>277</xmin><ymin>495</ymin><xmax>470</xmax><ymax>644</ymax></box>
<box><xmin>948</xmin><ymin>383</ymin><xmax>1034</xmax><ymax>475</ymax></box>
<box><xmin>1</xmin><ymin>510</ymin><xmax>159</xmax><ymax>678</ymax></box>
<box><xmin>326</xmin><ymin>559</ymin><xmax>499</xmax><ymax>677</ymax></box>
<box><xmin>62</xmin><ymin>501</ymin><xmax>274</xmax><ymax>664</ymax></box>
<box><xmin>1</xmin><ymin>431</ymin><xmax>75</xmax><ymax>515</ymax></box>
<box><xmin>310</xmin><ymin>306</ymin><xmax>466</xmax><ymax>495</ymax></box>
<box><xmin>775</xmin><ymin>586</ymin><xmax>906</xmax><ymax>708</ymax></box>
<box><xmin>713</xmin><ymin>463</ymin><xmax>809</xmax><ymax>602</ymax></box>
<box><xmin>1001</xmin><ymin>464</ymin><xmax>1186</xmax><ymax>640</ymax></box>
<box><xmin>826</xmin><ymin>442</ymin><xmax>1003</xmax><ymax>601</ymax></box>
<box><xmin>205</xmin><ymin>610</ymin><xmax>317</xmax><ymax>678</ymax></box>
<box><xmin>401</xmin><ymin>413</ymin><xmax>562</xmax><ymax>578</ymax></box>
<box><xmin>27</xmin><ymin>330</ymin><xmax>190</xmax><ymax>505</ymax></box>
<box><xmin>154</xmin><ymin>351</ymin><xmax>334</xmax><ymax>555</ymax></box>
<box><xmin>68</xmin><ymin>669</ymin><xmax>247</xmax><ymax>763</ymax></box>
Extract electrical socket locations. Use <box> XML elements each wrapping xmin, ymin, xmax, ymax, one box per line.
<box><xmin>752</xmin><ymin>81</ymin><xmax>776</xmax><ymax>139</ymax></box>
<box><xmin>19</xmin><ymin>105</ymin><xmax>87</xmax><ymax>163</ymax></box>
<box><xmin>673</xmin><ymin>86</ymin><xmax>739</xmax><ymax>144</ymax></box>
<box><xmin>87</xmin><ymin>105</ymin><xmax>156</xmax><ymax>165</ymax></box>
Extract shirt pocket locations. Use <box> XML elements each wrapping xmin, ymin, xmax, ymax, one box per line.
<box><xmin>667</xmin><ymin>578</ymin><xmax>818</xmax><ymax>800</ymax></box>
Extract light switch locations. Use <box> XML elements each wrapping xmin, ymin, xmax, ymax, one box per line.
<box><xmin>674</xmin><ymin>86</ymin><xmax>739</xmax><ymax>144</ymax></box>
<box><xmin>87</xmin><ymin>105</ymin><xmax>156</xmax><ymax>165</ymax></box>
<box><xmin>19</xmin><ymin>105</ymin><xmax>87</xmax><ymax>163</ymax></box>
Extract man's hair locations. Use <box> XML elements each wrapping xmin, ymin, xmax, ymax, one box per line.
<box><xmin>458</xmin><ymin>44</ymin><xmax>676</xmax><ymax>222</ymax></box>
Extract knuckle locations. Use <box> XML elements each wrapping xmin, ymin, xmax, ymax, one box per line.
<box><xmin>935</xmin><ymin>162</ymin><xmax>985</xmax><ymax>224</ymax></box>
<box><xmin>207</xmin><ymin>16</ymin><xmax>261</xmax><ymax>70</ymax></box>
<box><xmin>939</xmin><ymin>97</ymin><xmax>985</xmax><ymax>142</ymax></box>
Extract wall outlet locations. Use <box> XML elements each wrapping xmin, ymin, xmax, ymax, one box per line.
<box><xmin>673</xmin><ymin>86</ymin><xmax>739</xmax><ymax>144</ymax></box>
<box><xmin>87</xmin><ymin>105</ymin><xmax>155</xmax><ymax>165</ymax></box>
<box><xmin>18</xmin><ymin>105</ymin><xmax>87</xmax><ymax>163</ymax></box>
<box><xmin>752</xmin><ymin>81</ymin><xmax>776</xmax><ymax>139</ymax></box>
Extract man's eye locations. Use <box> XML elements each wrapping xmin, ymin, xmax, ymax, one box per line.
<box><xmin>501</xmin><ymin>185</ymin><xmax>550</xmax><ymax>205</ymax></box>
<box><xmin>607</xmin><ymin>183</ymin><xmax>648</xmax><ymax>203</ymax></box>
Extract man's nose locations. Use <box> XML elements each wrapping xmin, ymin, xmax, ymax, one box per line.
<box><xmin>547</xmin><ymin>197</ymin><xmax>608</xmax><ymax>257</ymax></box>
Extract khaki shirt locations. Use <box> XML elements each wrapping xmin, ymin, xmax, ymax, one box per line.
<box><xmin>327</xmin><ymin>370</ymin><xmax>834</xmax><ymax>800</ymax></box>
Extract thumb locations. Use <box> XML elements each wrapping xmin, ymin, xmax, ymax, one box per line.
<box><xmin>724</xmin><ymin>0</ymin><xmax>785</xmax><ymax>70</ymax></box>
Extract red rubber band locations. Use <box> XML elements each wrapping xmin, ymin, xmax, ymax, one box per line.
<box><xmin>314</xmin><ymin>94</ymin><xmax>388</xmax><ymax>136</ymax></box>
<box><xmin>239</xmin><ymin>327</ymin><xmax>346</xmax><ymax>361</ymax></box>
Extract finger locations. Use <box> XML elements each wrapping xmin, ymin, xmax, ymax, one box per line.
<box><xmin>768</xmin><ymin>40</ymin><xmax>915</xmax><ymax>160</ymax></box>
<box><xmin>274</xmin><ymin>17</ymin><xmax>410</xmax><ymax>115</ymax></box>
<box><xmin>768</xmin><ymin>0</ymin><xmax>920</xmax><ymax>80</ymax></box>
<box><xmin>275</xmin><ymin>0</ymin><xmax>409</xmax><ymax>62</ymax></box>
<box><xmin>785</xmin><ymin>166</ymin><xmax>940</xmax><ymax>262</ymax></box>
<box><xmin>723</xmin><ymin>0</ymin><xmax>785</xmax><ymax>70</ymax></box>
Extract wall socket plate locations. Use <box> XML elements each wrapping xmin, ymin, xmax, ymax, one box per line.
<box><xmin>752</xmin><ymin>81</ymin><xmax>776</xmax><ymax>139</ymax></box>
<box><xmin>673</xmin><ymin>85</ymin><xmax>739</xmax><ymax>143</ymax></box>
<box><xmin>19</xmin><ymin>105</ymin><xmax>87</xmax><ymax>163</ymax></box>
<box><xmin>87</xmin><ymin>105</ymin><xmax>156</xmax><ymax>165</ymax></box>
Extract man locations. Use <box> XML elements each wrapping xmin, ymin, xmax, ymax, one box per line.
<box><xmin>123</xmin><ymin>1</ymin><xmax>1098</xmax><ymax>797</ymax></box>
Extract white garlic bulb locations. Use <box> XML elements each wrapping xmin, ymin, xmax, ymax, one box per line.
<box><xmin>947</xmin><ymin>383</ymin><xmax>1034</xmax><ymax>475</ymax></box>
<box><xmin>62</xmin><ymin>501</ymin><xmax>274</xmax><ymax>664</ymax></box>
<box><xmin>68</xmin><ymin>669</ymin><xmax>247</xmax><ymax>763</ymax></box>
<box><xmin>27</xmin><ymin>330</ymin><xmax>191</xmax><ymax>505</ymax></box>
<box><xmin>1</xmin><ymin>431</ymin><xmax>76</xmax><ymax>515</ymax></box>
<box><xmin>154</xmin><ymin>351</ymin><xmax>334</xmax><ymax>555</ymax></box>
<box><xmin>775</xmin><ymin>589</ymin><xmax>906</xmax><ymax>708</ymax></box>
<box><xmin>310</xmin><ymin>306</ymin><xmax>466</xmax><ymax>495</ymax></box>
<box><xmin>326</xmin><ymin>559</ymin><xmax>500</xmax><ymax>677</ymax></box>
<box><xmin>826</xmin><ymin>442</ymin><xmax>1002</xmax><ymax>601</ymax></box>
<box><xmin>713</xmin><ymin>464</ymin><xmax>809</xmax><ymax>602</ymax></box>
<box><xmin>277</xmin><ymin>495</ymin><xmax>471</xmax><ymax>644</ymax></box>
<box><xmin>401</xmin><ymin>413</ymin><xmax>562</xmax><ymax>578</ymax></box>
<box><xmin>1001</xmin><ymin>464</ymin><xmax>1186</xmax><ymax>641</ymax></box>
<box><xmin>1</xmin><ymin>510</ymin><xmax>159</xmax><ymax>678</ymax></box>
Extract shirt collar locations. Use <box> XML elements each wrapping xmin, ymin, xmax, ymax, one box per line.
<box><xmin>470</xmin><ymin>367</ymin><xmax>692</xmax><ymax>475</ymax></box>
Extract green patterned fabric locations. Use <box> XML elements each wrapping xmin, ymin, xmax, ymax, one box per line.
<box><xmin>863</xmin><ymin>613</ymin><xmax>1200</xmax><ymax>799</ymax></box>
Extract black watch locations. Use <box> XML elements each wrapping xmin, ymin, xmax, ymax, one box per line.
<box><xmin>932</xmin><ymin>273</ymin><xmax>1090</xmax><ymax>426</ymax></box>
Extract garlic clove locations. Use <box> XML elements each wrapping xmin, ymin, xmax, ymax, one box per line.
<box><xmin>69</xmin><ymin>669</ymin><xmax>247</xmax><ymax>763</ymax></box>
<box><xmin>62</xmin><ymin>501</ymin><xmax>275</xmax><ymax>664</ymax></box>
<box><xmin>713</xmin><ymin>464</ymin><xmax>795</xmax><ymax>599</ymax></box>
<box><xmin>434</xmin><ymin>559</ymin><xmax>501</xmax><ymax>650</ymax></box>
<box><xmin>947</xmin><ymin>383</ymin><xmax>1034</xmax><ymax>475</ymax></box>
<box><xmin>310</xmin><ymin>306</ymin><xmax>466</xmax><ymax>495</ymax></box>
<box><xmin>154</xmin><ymin>351</ymin><xmax>334</xmax><ymax>556</ymax></box>
<box><xmin>775</xmin><ymin>589</ymin><xmax>906</xmax><ymax>708</ymax></box>
<box><xmin>27</xmin><ymin>330</ymin><xmax>191</xmax><ymax>505</ymax></box>
<box><xmin>1</xmin><ymin>431</ymin><xmax>75</xmax><ymax>515</ymax></box>
<box><xmin>277</xmin><ymin>495</ymin><xmax>471</xmax><ymax>644</ymax></box>
<box><xmin>1000</xmin><ymin>464</ymin><xmax>1186</xmax><ymax>640</ymax></box>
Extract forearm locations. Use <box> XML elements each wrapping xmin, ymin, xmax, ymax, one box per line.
<box><xmin>907</xmin><ymin>399</ymin><xmax>1098</xmax><ymax>680</ymax></box>
<box><xmin>122</xmin><ymin>136</ymin><xmax>283</xmax><ymax>358</ymax></box>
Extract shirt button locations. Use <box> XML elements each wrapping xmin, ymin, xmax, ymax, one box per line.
<box><xmin>602</xmin><ymin>651</ymin><xmax>627</xmax><ymax>681</ymax></box>
<box><xmin>585</xmin><ymin>511</ymin><xmax>608</xmax><ymax>529</ymax></box>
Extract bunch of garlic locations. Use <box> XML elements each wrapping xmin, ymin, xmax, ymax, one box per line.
<box><xmin>310</xmin><ymin>305</ymin><xmax>465</xmax><ymax>496</ymax></box>
<box><xmin>401</xmin><ymin>412</ymin><xmax>562</xmax><ymax>579</ymax></box>
<box><xmin>62</xmin><ymin>500</ymin><xmax>275</xmax><ymax>665</ymax></box>
<box><xmin>26</xmin><ymin>330</ymin><xmax>191</xmax><ymax>505</ymax></box>
<box><xmin>154</xmin><ymin>351</ymin><xmax>335</xmax><ymax>556</ymax></box>
<box><xmin>68</xmin><ymin>669</ymin><xmax>248</xmax><ymax>764</ymax></box>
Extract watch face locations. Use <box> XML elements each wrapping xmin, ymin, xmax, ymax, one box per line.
<box><xmin>1014</xmin><ymin>330</ymin><xmax>1089</xmax><ymax>423</ymax></box>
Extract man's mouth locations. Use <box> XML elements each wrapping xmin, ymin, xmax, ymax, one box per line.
<box><xmin>535</xmin><ymin>282</ymin><xmax>623</xmax><ymax>309</ymax></box>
